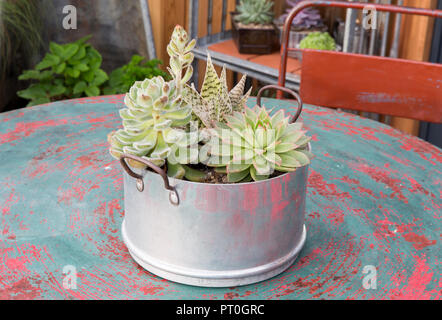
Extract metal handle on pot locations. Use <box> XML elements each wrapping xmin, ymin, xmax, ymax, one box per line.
<box><xmin>119</xmin><ymin>153</ymin><xmax>180</xmax><ymax>206</ymax></box>
<box><xmin>256</xmin><ymin>85</ymin><xmax>303</xmax><ymax>124</ymax></box>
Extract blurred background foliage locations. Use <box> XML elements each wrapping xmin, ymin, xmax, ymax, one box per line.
<box><xmin>0</xmin><ymin>0</ymin><xmax>157</xmax><ymax>112</ymax></box>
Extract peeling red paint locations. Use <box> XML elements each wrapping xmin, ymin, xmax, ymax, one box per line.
<box><xmin>0</xmin><ymin>95</ymin><xmax>439</xmax><ymax>299</ymax></box>
<box><xmin>402</xmin><ymin>233</ymin><xmax>436</xmax><ymax>250</ymax></box>
<box><xmin>351</xmin><ymin>163</ymin><xmax>408</xmax><ymax>203</ymax></box>
<box><xmin>389</xmin><ymin>255</ymin><xmax>439</xmax><ymax>300</ymax></box>
<box><xmin>139</xmin><ymin>285</ymin><xmax>164</xmax><ymax>295</ymax></box>
<box><xmin>0</xmin><ymin>119</ymin><xmax>68</xmax><ymax>144</ymax></box>
<box><xmin>309</xmin><ymin>170</ymin><xmax>352</xmax><ymax>201</ymax></box>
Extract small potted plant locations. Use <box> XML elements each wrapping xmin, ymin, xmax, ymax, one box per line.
<box><xmin>108</xmin><ymin>26</ymin><xmax>313</xmax><ymax>287</ymax></box>
<box><xmin>275</xmin><ymin>0</ymin><xmax>327</xmax><ymax>58</ymax></box>
<box><xmin>296</xmin><ymin>31</ymin><xmax>336</xmax><ymax>60</ymax></box>
<box><xmin>231</xmin><ymin>0</ymin><xmax>279</xmax><ymax>54</ymax></box>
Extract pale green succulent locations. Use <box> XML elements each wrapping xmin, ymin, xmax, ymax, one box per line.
<box><xmin>205</xmin><ymin>105</ymin><xmax>313</xmax><ymax>182</ymax></box>
<box><xmin>235</xmin><ymin>0</ymin><xmax>274</xmax><ymax>25</ymax></box>
<box><xmin>299</xmin><ymin>32</ymin><xmax>336</xmax><ymax>51</ymax></box>
<box><xmin>184</xmin><ymin>54</ymin><xmax>251</xmax><ymax>128</ymax></box>
<box><xmin>108</xmin><ymin>26</ymin><xmax>198</xmax><ymax>170</ymax></box>
<box><xmin>108</xmin><ymin>76</ymin><xmax>197</xmax><ymax>168</ymax></box>
<box><xmin>167</xmin><ymin>25</ymin><xmax>195</xmax><ymax>95</ymax></box>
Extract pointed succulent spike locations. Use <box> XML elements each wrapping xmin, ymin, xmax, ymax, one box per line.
<box><xmin>215</xmin><ymin>81</ymin><xmax>233</xmax><ymax>122</ymax></box>
<box><xmin>188</xmin><ymin>54</ymin><xmax>251</xmax><ymax>128</ymax></box>
<box><xmin>235</xmin><ymin>87</ymin><xmax>252</xmax><ymax>112</ymax></box>
<box><xmin>184</xmin><ymin>84</ymin><xmax>214</xmax><ymax>128</ymax></box>
<box><xmin>198</xmin><ymin>55</ymin><xmax>232</xmax><ymax>123</ymax></box>
<box><xmin>220</xmin><ymin>65</ymin><xmax>227</xmax><ymax>88</ymax></box>
<box><xmin>201</xmin><ymin>54</ymin><xmax>222</xmax><ymax>102</ymax></box>
<box><xmin>229</xmin><ymin>74</ymin><xmax>247</xmax><ymax>107</ymax></box>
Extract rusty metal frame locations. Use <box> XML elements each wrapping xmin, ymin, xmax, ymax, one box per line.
<box><xmin>120</xmin><ymin>153</ymin><xmax>179</xmax><ymax>205</ymax></box>
<box><xmin>277</xmin><ymin>0</ymin><xmax>442</xmax><ymax>98</ymax></box>
<box><xmin>257</xmin><ymin>85</ymin><xmax>303</xmax><ymax>124</ymax></box>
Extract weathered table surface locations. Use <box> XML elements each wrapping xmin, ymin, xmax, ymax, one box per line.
<box><xmin>0</xmin><ymin>95</ymin><xmax>440</xmax><ymax>300</ymax></box>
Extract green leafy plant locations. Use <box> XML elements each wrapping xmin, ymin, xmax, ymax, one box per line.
<box><xmin>235</xmin><ymin>0</ymin><xmax>274</xmax><ymax>25</ymax></box>
<box><xmin>17</xmin><ymin>36</ymin><xmax>108</xmax><ymax>106</ymax></box>
<box><xmin>103</xmin><ymin>55</ymin><xmax>169</xmax><ymax>95</ymax></box>
<box><xmin>205</xmin><ymin>106</ymin><xmax>313</xmax><ymax>182</ymax></box>
<box><xmin>184</xmin><ymin>54</ymin><xmax>251</xmax><ymax>128</ymax></box>
<box><xmin>299</xmin><ymin>32</ymin><xmax>336</xmax><ymax>51</ymax></box>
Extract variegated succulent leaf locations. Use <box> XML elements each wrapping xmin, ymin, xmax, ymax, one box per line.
<box><xmin>205</xmin><ymin>105</ymin><xmax>313</xmax><ymax>182</ymax></box>
<box><xmin>185</xmin><ymin>83</ymin><xmax>215</xmax><ymax>128</ymax></box>
<box><xmin>185</xmin><ymin>54</ymin><xmax>251</xmax><ymax>128</ymax></box>
<box><xmin>229</xmin><ymin>74</ymin><xmax>251</xmax><ymax>112</ymax></box>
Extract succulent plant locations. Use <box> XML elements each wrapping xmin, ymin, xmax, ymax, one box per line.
<box><xmin>107</xmin><ymin>76</ymin><xmax>196</xmax><ymax>168</ymax></box>
<box><xmin>279</xmin><ymin>0</ymin><xmax>323</xmax><ymax>30</ymax></box>
<box><xmin>167</xmin><ymin>25</ymin><xmax>195</xmax><ymax>95</ymax></box>
<box><xmin>184</xmin><ymin>54</ymin><xmax>251</xmax><ymax>128</ymax></box>
<box><xmin>235</xmin><ymin>0</ymin><xmax>274</xmax><ymax>25</ymax></box>
<box><xmin>108</xmin><ymin>25</ymin><xmax>313</xmax><ymax>185</ymax></box>
<box><xmin>299</xmin><ymin>32</ymin><xmax>336</xmax><ymax>50</ymax></box>
<box><xmin>204</xmin><ymin>105</ymin><xmax>313</xmax><ymax>182</ymax></box>
<box><xmin>108</xmin><ymin>26</ymin><xmax>197</xmax><ymax>171</ymax></box>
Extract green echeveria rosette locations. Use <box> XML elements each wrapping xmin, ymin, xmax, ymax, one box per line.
<box><xmin>205</xmin><ymin>105</ymin><xmax>313</xmax><ymax>182</ymax></box>
<box><xmin>235</xmin><ymin>0</ymin><xmax>274</xmax><ymax>25</ymax></box>
<box><xmin>108</xmin><ymin>76</ymin><xmax>196</xmax><ymax>169</ymax></box>
<box><xmin>299</xmin><ymin>32</ymin><xmax>336</xmax><ymax>51</ymax></box>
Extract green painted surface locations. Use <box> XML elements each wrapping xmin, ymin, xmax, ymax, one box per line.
<box><xmin>0</xmin><ymin>95</ymin><xmax>440</xmax><ymax>299</ymax></box>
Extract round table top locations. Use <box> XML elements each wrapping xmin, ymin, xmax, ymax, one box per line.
<box><xmin>0</xmin><ymin>95</ymin><xmax>440</xmax><ymax>300</ymax></box>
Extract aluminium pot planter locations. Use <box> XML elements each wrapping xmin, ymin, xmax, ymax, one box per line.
<box><xmin>119</xmin><ymin>86</ymin><xmax>309</xmax><ymax>287</ymax></box>
<box><xmin>231</xmin><ymin>12</ymin><xmax>279</xmax><ymax>54</ymax></box>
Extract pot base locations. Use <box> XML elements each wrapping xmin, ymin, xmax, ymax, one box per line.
<box><xmin>121</xmin><ymin>219</ymin><xmax>307</xmax><ymax>287</ymax></box>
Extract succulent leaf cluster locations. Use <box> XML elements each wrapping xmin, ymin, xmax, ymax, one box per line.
<box><xmin>108</xmin><ymin>25</ymin><xmax>313</xmax><ymax>184</ymax></box>
<box><xmin>108</xmin><ymin>26</ymin><xmax>197</xmax><ymax>169</ymax></box>
<box><xmin>167</xmin><ymin>25</ymin><xmax>196</xmax><ymax>95</ymax></box>
<box><xmin>235</xmin><ymin>0</ymin><xmax>274</xmax><ymax>25</ymax></box>
<box><xmin>184</xmin><ymin>54</ymin><xmax>251</xmax><ymax>128</ymax></box>
<box><xmin>108</xmin><ymin>77</ymin><xmax>196</xmax><ymax>168</ymax></box>
<box><xmin>299</xmin><ymin>32</ymin><xmax>336</xmax><ymax>51</ymax></box>
<box><xmin>206</xmin><ymin>106</ymin><xmax>313</xmax><ymax>182</ymax></box>
<box><xmin>279</xmin><ymin>0</ymin><xmax>323</xmax><ymax>30</ymax></box>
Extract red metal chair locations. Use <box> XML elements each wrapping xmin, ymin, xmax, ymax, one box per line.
<box><xmin>277</xmin><ymin>0</ymin><xmax>442</xmax><ymax>123</ymax></box>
